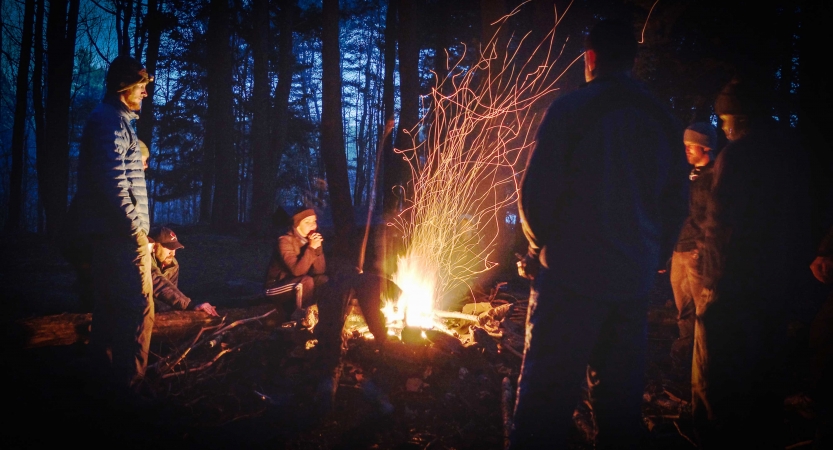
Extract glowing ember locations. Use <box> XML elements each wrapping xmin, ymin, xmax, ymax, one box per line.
<box><xmin>384</xmin><ymin>1</ymin><xmax>580</xmax><ymax>333</ymax></box>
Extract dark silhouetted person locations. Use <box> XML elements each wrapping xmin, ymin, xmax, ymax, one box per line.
<box><xmin>69</xmin><ymin>55</ymin><xmax>155</xmax><ymax>395</ymax></box>
<box><xmin>693</xmin><ymin>75</ymin><xmax>813</xmax><ymax>449</ymax></box>
<box><xmin>510</xmin><ymin>19</ymin><xmax>688</xmax><ymax>449</ymax></box>
<box><xmin>670</xmin><ymin>122</ymin><xmax>717</xmax><ymax>365</ymax></box>
<box><xmin>809</xmin><ymin>225</ymin><xmax>833</xmax><ymax>450</ymax></box>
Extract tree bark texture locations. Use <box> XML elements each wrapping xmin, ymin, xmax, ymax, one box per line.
<box><xmin>207</xmin><ymin>0</ymin><xmax>238</xmax><ymax>231</ymax></box>
<box><xmin>6</xmin><ymin>0</ymin><xmax>36</xmax><ymax>232</ymax></box>
<box><xmin>137</xmin><ymin>0</ymin><xmax>164</xmax><ymax>224</ymax></box>
<box><xmin>250</xmin><ymin>0</ymin><xmax>275</xmax><ymax>235</ymax></box>
<box><xmin>38</xmin><ymin>0</ymin><xmax>79</xmax><ymax>240</ymax></box>
<box><xmin>269</xmin><ymin>0</ymin><xmax>296</xmax><ymax>224</ymax></box>
<box><xmin>321</xmin><ymin>0</ymin><xmax>355</xmax><ymax>260</ymax></box>
<box><xmin>381</xmin><ymin>0</ymin><xmax>404</xmax><ymax>220</ymax></box>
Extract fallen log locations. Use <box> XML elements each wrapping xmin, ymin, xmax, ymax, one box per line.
<box><xmin>13</xmin><ymin>303</ymin><xmax>279</xmax><ymax>349</ymax></box>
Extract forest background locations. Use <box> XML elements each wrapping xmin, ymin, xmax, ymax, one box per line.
<box><xmin>0</xmin><ymin>0</ymin><xmax>831</xmax><ymax>277</ymax></box>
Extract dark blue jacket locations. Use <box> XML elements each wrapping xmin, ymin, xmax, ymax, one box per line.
<box><xmin>519</xmin><ymin>74</ymin><xmax>689</xmax><ymax>299</ymax></box>
<box><xmin>71</xmin><ymin>95</ymin><xmax>150</xmax><ymax>237</ymax></box>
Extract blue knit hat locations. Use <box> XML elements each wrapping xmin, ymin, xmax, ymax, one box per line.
<box><xmin>684</xmin><ymin>122</ymin><xmax>717</xmax><ymax>150</ymax></box>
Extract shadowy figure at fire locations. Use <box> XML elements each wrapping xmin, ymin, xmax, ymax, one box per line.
<box><xmin>511</xmin><ymin>18</ymin><xmax>689</xmax><ymax>450</ymax></box>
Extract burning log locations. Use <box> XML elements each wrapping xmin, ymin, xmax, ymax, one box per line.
<box><xmin>13</xmin><ymin>303</ymin><xmax>278</xmax><ymax>349</ymax></box>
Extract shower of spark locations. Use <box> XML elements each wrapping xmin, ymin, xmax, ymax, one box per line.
<box><xmin>383</xmin><ymin>1</ymin><xmax>581</xmax><ymax>334</ymax></box>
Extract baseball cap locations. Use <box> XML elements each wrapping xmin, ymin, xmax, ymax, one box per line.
<box><xmin>148</xmin><ymin>227</ymin><xmax>184</xmax><ymax>250</ymax></box>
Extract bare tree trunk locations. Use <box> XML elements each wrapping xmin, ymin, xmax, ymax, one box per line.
<box><xmin>116</xmin><ymin>0</ymin><xmax>133</xmax><ymax>55</ymax></box>
<box><xmin>353</xmin><ymin>40</ymin><xmax>374</xmax><ymax>208</ymax></box>
<box><xmin>249</xmin><ymin>0</ymin><xmax>274</xmax><ymax>234</ymax></box>
<box><xmin>38</xmin><ymin>0</ymin><xmax>79</xmax><ymax>240</ymax></box>
<box><xmin>381</xmin><ymin>0</ymin><xmax>404</xmax><ymax>219</ymax></box>
<box><xmin>321</xmin><ymin>0</ymin><xmax>355</xmax><ymax>260</ymax></box>
<box><xmin>32</xmin><ymin>0</ymin><xmax>45</xmax><ymax>208</ymax></box>
<box><xmin>138</xmin><ymin>0</ymin><xmax>163</xmax><ymax>224</ymax></box>
<box><xmin>207</xmin><ymin>0</ymin><xmax>237</xmax><ymax>232</ymax></box>
<box><xmin>271</xmin><ymin>0</ymin><xmax>295</xmax><ymax>214</ymax></box>
<box><xmin>390</xmin><ymin>0</ymin><xmax>419</xmax><ymax>210</ymax></box>
<box><xmin>6</xmin><ymin>0</ymin><xmax>36</xmax><ymax>232</ymax></box>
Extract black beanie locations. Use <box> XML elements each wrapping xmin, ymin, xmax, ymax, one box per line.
<box><xmin>714</xmin><ymin>77</ymin><xmax>766</xmax><ymax>117</ymax></box>
<box><xmin>106</xmin><ymin>55</ymin><xmax>154</xmax><ymax>93</ymax></box>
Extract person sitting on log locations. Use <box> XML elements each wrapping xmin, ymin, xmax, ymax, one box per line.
<box><xmin>263</xmin><ymin>207</ymin><xmax>329</xmax><ymax>322</ymax></box>
<box><xmin>148</xmin><ymin>226</ymin><xmax>218</xmax><ymax>316</ymax></box>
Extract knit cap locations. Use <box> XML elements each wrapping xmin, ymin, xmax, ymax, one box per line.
<box><xmin>683</xmin><ymin>122</ymin><xmax>717</xmax><ymax>150</ymax></box>
<box><xmin>714</xmin><ymin>77</ymin><xmax>766</xmax><ymax>117</ymax></box>
<box><xmin>292</xmin><ymin>208</ymin><xmax>316</xmax><ymax>227</ymax></box>
<box><xmin>106</xmin><ymin>55</ymin><xmax>154</xmax><ymax>94</ymax></box>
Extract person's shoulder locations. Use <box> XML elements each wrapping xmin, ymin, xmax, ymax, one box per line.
<box><xmin>547</xmin><ymin>82</ymin><xmax>597</xmax><ymax>112</ymax></box>
<box><xmin>85</xmin><ymin>101</ymin><xmax>125</xmax><ymax>128</ymax></box>
<box><xmin>278</xmin><ymin>230</ymin><xmax>297</xmax><ymax>244</ymax></box>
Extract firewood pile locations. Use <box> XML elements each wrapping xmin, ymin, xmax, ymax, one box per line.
<box><xmin>86</xmin><ymin>282</ymin><xmax>533</xmax><ymax>448</ymax></box>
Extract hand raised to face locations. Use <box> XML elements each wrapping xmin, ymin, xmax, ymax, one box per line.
<box><xmin>309</xmin><ymin>232</ymin><xmax>323</xmax><ymax>249</ymax></box>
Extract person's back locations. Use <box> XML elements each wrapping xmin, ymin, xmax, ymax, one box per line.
<box><xmin>522</xmin><ymin>75</ymin><xmax>687</xmax><ymax>298</ymax></box>
<box><xmin>511</xmin><ymin>20</ymin><xmax>688</xmax><ymax>450</ymax></box>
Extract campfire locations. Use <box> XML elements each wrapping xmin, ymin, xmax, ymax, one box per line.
<box><xmin>379</xmin><ymin>2</ymin><xmax>576</xmax><ymax>345</ymax></box>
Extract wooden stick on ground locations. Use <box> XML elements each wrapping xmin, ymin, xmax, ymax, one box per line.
<box><xmin>501</xmin><ymin>376</ymin><xmax>514</xmax><ymax>450</ymax></box>
<box><xmin>161</xmin><ymin>344</ymin><xmax>243</xmax><ymax>379</ymax></box>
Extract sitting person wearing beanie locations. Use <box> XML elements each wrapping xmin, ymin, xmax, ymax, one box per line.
<box><xmin>669</xmin><ymin>122</ymin><xmax>717</xmax><ymax>366</ymax></box>
<box><xmin>148</xmin><ymin>226</ymin><xmax>218</xmax><ymax>316</ymax></box>
<box><xmin>263</xmin><ymin>207</ymin><xmax>328</xmax><ymax>320</ymax></box>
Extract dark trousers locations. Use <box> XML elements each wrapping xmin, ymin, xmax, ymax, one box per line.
<box><xmin>509</xmin><ymin>268</ymin><xmax>649</xmax><ymax>449</ymax></box>
<box><xmin>88</xmin><ymin>233</ymin><xmax>154</xmax><ymax>391</ymax></box>
<box><xmin>692</xmin><ymin>285</ymin><xmax>789</xmax><ymax>449</ymax></box>
<box><xmin>266</xmin><ymin>274</ymin><xmax>329</xmax><ymax>320</ymax></box>
<box><xmin>808</xmin><ymin>289</ymin><xmax>833</xmax><ymax>450</ymax></box>
<box><xmin>314</xmin><ymin>272</ymin><xmax>395</xmax><ymax>371</ymax></box>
